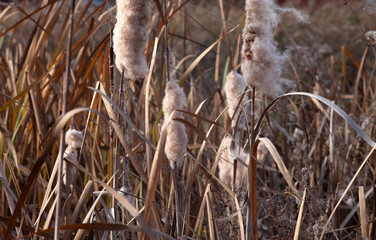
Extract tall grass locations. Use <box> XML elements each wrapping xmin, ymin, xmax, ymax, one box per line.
<box><xmin>1</xmin><ymin>0</ymin><xmax>376</xmax><ymax>239</ymax></box>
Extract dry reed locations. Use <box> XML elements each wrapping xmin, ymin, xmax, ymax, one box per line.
<box><xmin>0</xmin><ymin>1</ymin><xmax>375</xmax><ymax>239</ymax></box>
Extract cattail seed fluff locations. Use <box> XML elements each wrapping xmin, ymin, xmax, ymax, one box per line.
<box><xmin>63</xmin><ymin>129</ymin><xmax>83</xmax><ymax>185</ymax></box>
<box><xmin>241</xmin><ymin>0</ymin><xmax>292</xmax><ymax>97</ymax></box>
<box><xmin>225</xmin><ymin>71</ymin><xmax>250</xmax><ymax>130</ymax></box>
<box><xmin>113</xmin><ymin>0</ymin><xmax>151</xmax><ymax>79</ymax></box>
<box><xmin>218</xmin><ymin>137</ymin><xmax>248</xmax><ymax>189</ymax></box>
<box><xmin>365</xmin><ymin>30</ymin><xmax>376</xmax><ymax>44</ymax></box>
<box><xmin>162</xmin><ymin>80</ymin><xmax>188</xmax><ymax>169</ymax></box>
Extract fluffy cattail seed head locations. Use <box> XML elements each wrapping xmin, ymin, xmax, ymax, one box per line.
<box><xmin>365</xmin><ymin>30</ymin><xmax>376</xmax><ymax>44</ymax></box>
<box><xmin>241</xmin><ymin>0</ymin><xmax>292</xmax><ymax>97</ymax></box>
<box><xmin>65</xmin><ymin>128</ymin><xmax>83</xmax><ymax>149</ymax></box>
<box><xmin>63</xmin><ymin>129</ymin><xmax>83</xmax><ymax>185</ymax></box>
<box><xmin>162</xmin><ymin>80</ymin><xmax>188</xmax><ymax>169</ymax></box>
<box><xmin>218</xmin><ymin>137</ymin><xmax>248</xmax><ymax>189</ymax></box>
<box><xmin>225</xmin><ymin>71</ymin><xmax>250</xmax><ymax>130</ymax></box>
<box><xmin>113</xmin><ymin>0</ymin><xmax>151</xmax><ymax>79</ymax></box>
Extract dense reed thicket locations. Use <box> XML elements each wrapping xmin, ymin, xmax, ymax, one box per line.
<box><xmin>1</xmin><ymin>0</ymin><xmax>376</xmax><ymax>239</ymax></box>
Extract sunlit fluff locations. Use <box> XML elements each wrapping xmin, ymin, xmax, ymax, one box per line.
<box><xmin>113</xmin><ymin>0</ymin><xmax>151</xmax><ymax>79</ymax></box>
<box><xmin>241</xmin><ymin>0</ymin><xmax>292</xmax><ymax>96</ymax></box>
<box><xmin>365</xmin><ymin>30</ymin><xmax>376</xmax><ymax>44</ymax></box>
<box><xmin>63</xmin><ymin>129</ymin><xmax>83</xmax><ymax>185</ymax></box>
<box><xmin>225</xmin><ymin>71</ymin><xmax>250</xmax><ymax>130</ymax></box>
<box><xmin>218</xmin><ymin>137</ymin><xmax>248</xmax><ymax>189</ymax></box>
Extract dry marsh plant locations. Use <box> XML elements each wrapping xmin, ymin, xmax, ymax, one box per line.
<box><xmin>1</xmin><ymin>0</ymin><xmax>376</xmax><ymax>239</ymax></box>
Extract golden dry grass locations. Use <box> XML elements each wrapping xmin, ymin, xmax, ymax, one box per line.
<box><xmin>1</xmin><ymin>0</ymin><xmax>376</xmax><ymax>239</ymax></box>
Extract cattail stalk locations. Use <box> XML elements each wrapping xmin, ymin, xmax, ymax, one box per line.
<box><xmin>162</xmin><ymin>74</ymin><xmax>187</xmax><ymax>237</ymax></box>
<box><xmin>113</xmin><ymin>0</ymin><xmax>151</xmax><ymax>79</ymax></box>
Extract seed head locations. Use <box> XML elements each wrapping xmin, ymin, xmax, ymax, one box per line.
<box><xmin>63</xmin><ymin>129</ymin><xmax>83</xmax><ymax>185</ymax></box>
<box><xmin>113</xmin><ymin>0</ymin><xmax>151</xmax><ymax>79</ymax></box>
<box><xmin>218</xmin><ymin>137</ymin><xmax>248</xmax><ymax>189</ymax></box>
<box><xmin>224</xmin><ymin>71</ymin><xmax>250</xmax><ymax>130</ymax></box>
<box><xmin>162</xmin><ymin>80</ymin><xmax>188</xmax><ymax>169</ymax></box>
<box><xmin>241</xmin><ymin>0</ymin><xmax>292</xmax><ymax>97</ymax></box>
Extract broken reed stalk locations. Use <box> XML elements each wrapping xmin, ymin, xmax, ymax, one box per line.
<box><xmin>55</xmin><ymin>0</ymin><xmax>74</xmax><ymax>239</ymax></box>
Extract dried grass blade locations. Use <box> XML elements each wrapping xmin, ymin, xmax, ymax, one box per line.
<box><xmin>0</xmin><ymin>159</ymin><xmax>17</xmax><ymax>214</ymax></box>
<box><xmin>294</xmin><ymin>188</ymin><xmax>306</xmax><ymax>240</ymax></box>
<box><xmin>256</xmin><ymin>92</ymin><xmax>376</xmax><ymax>149</ymax></box>
<box><xmin>145</xmin><ymin>37</ymin><xmax>159</xmax><ymax>174</ymax></box>
<box><xmin>42</xmin><ymin>197</ymin><xmax>57</xmax><ymax>230</ymax></box>
<box><xmin>359</xmin><ymin>186</ymin><xmax>368</xmax><ymax>239</ymax></box>
<box><xmin>35</xmin><ymin>152</ymin><xmax>60</xmax><ymax>226</ymax></box>
<box><xmin>251</xmin><ymin>142</ymin><xmax>259</xmax><ymax>240</ymax></box>
<box><xmin>94</xmin><ymin>84</ymin><xmax>148</xmax><ymax>183</ymax></box>
<box><xmin>319</xmin><ymin>146</ymin><xmax>376</xmax><ymax>240</ymax></box>
<box><xmin>258</xmin><ymin>137</ymin><xmax>299</xmax><ymax>196</ymax></box>
<box><xmin>340</xmin><ymin>185</ymin><xmax>374</xmax><ymax>228</ymax></box>
<box><xmin>10</xmin><ymin>3</ymin><xmax>53</xmax><ymax>39</ymax></box>
<box><xmin>178</xmin><ymin>25</ymin><xmax>238</xmax><ymax>85</ymax></box>
<box><xmin>22</xmin><ymin>223</ymin><xmax>175</xmax><ymax>240</ymax></box>
<box><xmin>234</xmin><ymin>195</ymin><xmax>245</xmax><ymax>240</ymax></box>
<box><xmin>3</xmin><ymin>134</ymin><xmax>21</xmax><ymax>184</ymax></box>
<box><xmin>74</xmin><ymin>181</ymin><xmax>108</xmax><ymax>240</ymax></box>
<box><xmin>64</xmin><ymin>181</ymin><xmax>93</xmax><ymax>240</ymax></box>
<box><xmin>0</xmin><ymin>0</ymin><xmax>58</xmax><ymax>39</ymax></box>
<box><xmin>206</xmin><ymin>192</ymin><xmax>218</xmax><ymax>240</ymax></box>
<box><xmin>65</xmin><ymin>159</ymin><xmax>155</xmax><ymax>238</ymax></box>
<box><xmin>4</xmin><ymin>107</ymin><xmax>94</xmax><ymax>240</ymax></box>
<box><xmin>141</xmin><ymin>122</ymin><xmax>168</xmax><ymax>239</ymax></box>
<box><xmin>92</xmin><ymin>85</ymin><xmax>154</xmax><ymax>148</ymax></box>
<box><xmin>193</xmin><ymin>182</ymin><xmax>211</xmax><ymax>234</ymax></box>
<box><xmin>351</xmin><ymin>45</ymin><xmax>369</xmax><ymax>113</ymax></box>
<box><xmin>0</xmin><ymin>73</ymin><xmax>48</xmax><ymax>113</ymax></box>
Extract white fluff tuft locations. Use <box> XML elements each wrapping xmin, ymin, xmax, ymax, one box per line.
<box><xmin>365</xmin><ymin>30</ymin><xmax>376</xmax><ymax>44</ymax></box>
<box><xmin>224</xmin><ymin>71</ymin><xmax>250</xmax><ymax>130</ymax></box>
<box><xmin>65</xmin><ymin>129</ymin><xmax>83</xmax><ymax>149</ymax></box>
<box><xmin>218</xmin><ymin>137</ymin><xmax>248</xmax><ymax>189</ymax></box>
<box><xmin>113</xmin><ymin>0</ymin><xmax>151</xmax><ymax>79</ymax></box>
<box><xmin>63</xmin><ymin>129</ymin><xmax>83</xmax><ymax>185</ymax></box>
<box><xmin>162</xmin><ymin>80</ymin><xmax>188</xmax><ymax>169</ymax></box>
<box><xmin>241</xmin><ymin>0</ymin><xmax>295</xmax><ymax>97</ymax></box>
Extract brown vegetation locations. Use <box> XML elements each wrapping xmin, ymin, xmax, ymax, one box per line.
<box><xmin>1</xmin><ymin>0</ymin><xmax>376</xmax><ymax>239</ymax></box>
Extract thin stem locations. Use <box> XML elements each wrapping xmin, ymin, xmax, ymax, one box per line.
<box><xmin>174</xmin><ymin>168</ymin><xmax>182</xmax><ymax>237</ymax></box>
<box><xmin>247</xmin><ymin>86</ymin><xmax>257</xmax><ymax>240</ymax></box>
<box><xmin>164</xmin><ymin>0</ymin><xmax>171</xmax><ymax>82</ymax></box>
<box><xmin>55</xmin><ymin>0</ymin><xmax>74</xmax><ymax>239</ymax></box>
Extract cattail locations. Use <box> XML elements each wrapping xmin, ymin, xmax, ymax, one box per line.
<box><xmin>218</xmin><ymin>137</ymin><xmax>248</xmax><ymax>189</ymax></box>
<box><xmin>365</xmin><ymin>30</ymin><xmax>376</xmax><ymax>44</ymax></box>
<box><xmin>113</xmin><ymin>0</ymin><xmax>151</xmax><ymax>79</ymax></box>
<box><xmin>162</xmin><ymin>80</ymin><xmax>188</xmax><ymax>169</ymax></box>
<box><xmin>241</xmin><ymin>0</ymin><xmax>291</xmax><ymax>97</ymax></box>
<box><xmin>224</xmin><ymin>71</ymin><xmax>250</xmax><ymax>130</ymax></box>
<box><xmin>63</xmin><ymin>128</ymin><xmax>83</xmax><ymax>185</ymax></box>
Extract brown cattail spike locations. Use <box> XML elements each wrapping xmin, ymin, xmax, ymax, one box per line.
<box><xmin>113</xmin><ymin>0</ymin><xmax>151</xmax><ymax>79</ymax></box>
<box><xmin>162</xmin><ymin>80</ymin><xmax>188</xmax><ymax>170</ymax></box>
